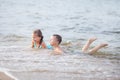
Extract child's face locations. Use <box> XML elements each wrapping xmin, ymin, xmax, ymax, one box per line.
<box><xmin>32</xmin><ymin>34</ymin><xmax>41</xmax><ymax>42</ymax></box>
<box><xmin>49</xmin><ymin>36</ymin><xmax>58</xmax><ymax>46</ymax></box>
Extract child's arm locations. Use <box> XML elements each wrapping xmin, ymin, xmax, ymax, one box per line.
<box><xmin>31</xmin><ymin>40</ymin><xmax>34</xmax><ymax>48</ymax></box>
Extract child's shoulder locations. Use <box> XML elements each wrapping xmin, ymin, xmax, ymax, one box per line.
<box><xmin>41</xmin><ymin>41</ymin><xmax>46</xmax><ymax>45</ymax></box>
<box><xmin>41</xmin><ymin>41</ymin><xmax>46</xmax><ymax>48</ymax></box>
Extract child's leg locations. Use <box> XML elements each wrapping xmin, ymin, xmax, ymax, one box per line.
<box><xmin>88</xmin><ymin>43</ymin><xmax>108</xmax><ymax>54</ymax></box>
<box><xmin>82</xmin><ymin>37</ymin><xmax>97</xmax><ymax>53</ymax></box>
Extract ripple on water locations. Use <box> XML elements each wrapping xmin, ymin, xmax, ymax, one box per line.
<box><xmin>0</xmin><ymin>46</ymin><xmax>119</xmax><ymax>80</ymax></box>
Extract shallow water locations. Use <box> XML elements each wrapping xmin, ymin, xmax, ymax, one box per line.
<box><xmin>0</xmin><ymin>47</ymin><xmax>120</xmax><ymax>80</ymax></box>
<box><xmin>0</xmin><ymin>0</ymin><xmax>120</xmax><ymax>80</ymax></box>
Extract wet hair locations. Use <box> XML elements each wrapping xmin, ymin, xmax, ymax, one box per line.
<box><xmin>53</xmin><ymin>34</ymin><xmax>62</xmax><ymax>44</ymax></box>
<box><xmin>33</xmin><ymin>29</ymin><xmax>43</xmax><ymax>45</ymax></box>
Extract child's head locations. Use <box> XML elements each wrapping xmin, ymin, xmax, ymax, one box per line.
<box><xmin>33</xmin><ymin>29</ymin><xmax>43</xmax><ymax>44</ymax></box>
<box><xmin>50</xmin><ymin>34</ymin><xmax>62</xmax><ymax>46</ymax></box>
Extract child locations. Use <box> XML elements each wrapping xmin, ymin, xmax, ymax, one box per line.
<box><xmin>32</xmin><ymin>29</ymin><xmax>46</xmax><ymax>48</ymax></box>
<box><xmin>48</xmin><ymin>34</ymin><xmax>63</xmax><ymax>54</ymax></box>
<box><xmin>48</xmin><ymin>36</ymin><xmax>108</xmax><ymax>54</ymax></box>
<box><xmin>82</xmin><ymin>37</ymin><xmax>108</xmax><ymax>54</ymax></box>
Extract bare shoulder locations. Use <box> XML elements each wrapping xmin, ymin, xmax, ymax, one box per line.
<box><xmin>55</xmin><ymin>47</ymin><xmax>63</xmax><ymax>55</ymax></box>
<box><xmin>41</xmin><ymin>41</ymin><xmax>46</xmax><ymax>48</ymax></box>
